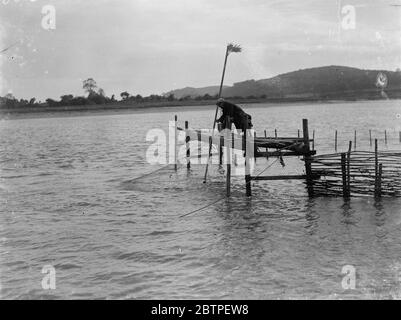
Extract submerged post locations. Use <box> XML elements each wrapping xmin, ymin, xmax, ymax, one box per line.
<box><xmin>303</xmin><ymin>119</ymin><xmax>314</xmax><ymax>197</ymax></box>
<box><xmin>226</xmin><ymin>116</ymin><xmax>232</xmax><ymax>197</ymax></box>
<box><xmin>185</xmin><ymin>121</ymin><xmax>190</xmax><ymax>170</ymax></box>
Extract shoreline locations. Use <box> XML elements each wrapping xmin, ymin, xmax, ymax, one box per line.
<box><xmin>0</xmin><ymin>97</ymin><xmax>397</xmax><ymax>120</ymax></box>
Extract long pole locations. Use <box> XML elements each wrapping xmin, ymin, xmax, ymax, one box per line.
<box><xmin>203</xmin><ymin>47</ymin><xmax>229</xmax><ymax>183</ymax></box>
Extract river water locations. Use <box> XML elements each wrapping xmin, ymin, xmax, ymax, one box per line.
<box><xmin>1</xmin><ymin>100</ymin><xmax>401</xmax><ymax>299</ymax></box>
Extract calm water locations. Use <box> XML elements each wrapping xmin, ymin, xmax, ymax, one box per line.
<box><xmin>1</xmin><ymin>100</ymin><xmax>401</xmax><ymax>299</ymax></box>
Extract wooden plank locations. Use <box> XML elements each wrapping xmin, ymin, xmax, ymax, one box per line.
<box><xmin>255</xmin><ymin>150</ymin><xmax>316</xmax><ymax>157</ymax></box>
<box><xmin>251</xmin><ymin>174</ymin><xmax>320</xmax><ymax>181</ymax></box>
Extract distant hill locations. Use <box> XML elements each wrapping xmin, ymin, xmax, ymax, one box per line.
<box><xmin>164</xmin><ymin>85</ymin><xmax>227</xmax><ymax>99</ymax></box>
<box><xmin>166</xmin><ymin>66</ymin><xmax>401</xmax><ymax>100</ymax></box>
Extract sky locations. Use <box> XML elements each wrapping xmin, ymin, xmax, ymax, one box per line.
<box><xmin>0</xmin><ymin>0</ymin><xmax>400</xmax><ymax>100</ymax></box>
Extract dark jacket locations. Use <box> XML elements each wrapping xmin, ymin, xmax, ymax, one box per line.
<box><xmin>217</xmin><ymin>101</ymin><xmax>253</xmax><ymax>131</ymax></box>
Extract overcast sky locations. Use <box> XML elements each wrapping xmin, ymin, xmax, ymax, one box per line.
<box><xmin>0</xmin><ymin>0</ymin><xmax>400</xmax><ymax>100</ymax></box>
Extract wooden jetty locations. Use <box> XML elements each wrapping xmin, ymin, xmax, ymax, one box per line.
<box><xmin>173</xmin><ymin>115</ymin><xmax>401</xmax><ymax>198</ymax></box>
<box><xmin>175</xmin><ymin>115</ymin><xmax>318</xmax><ymax>197</ymax></box>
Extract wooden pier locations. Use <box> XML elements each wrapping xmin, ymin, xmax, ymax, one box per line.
<box><xmin>173</xmin><ymin>115</ymin><xmax>401</xmax><ymax>198</ymax></box>
<box><xmin>175</xmin><ymin>115</ymin><xmax>318</xmax><ymax>197</ymax></box>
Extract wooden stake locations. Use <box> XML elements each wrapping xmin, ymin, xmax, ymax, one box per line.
<box><xmin>374</xmin><ymin>139</ymin><xmax>379</xmax><ymax>196</ymax></box>
<box><xmin>385</xmin><ymin>130</ymin><xmax>387</xmax><ymax>145</ymax></box>
<box><xmin>312</xmin><ymin>130</ymin><xmax>315</xmax><ymax>151</ymax></box>
<box><xmin>369</xmin><ymin>130</ymin><xmax>372</xmax><ymax>147</ymax></box>
<box><xmin>347</xmin><ymin>141</ymin><xmax>352</xmax><ymax>195</ymax></box>
<box><xmin>341</xmin><ymin>153</ymin><xmax>348</xmax><ymax>198</ymax></box>
<box><xmin>264</xmin><ymin>130</ymin><xmax>267</xmax><ymax>138</ymax></box>
<box><xmin>197</xmin><ymin>131</ymin><xmax>202</xmax><ymax>159</ymax></box>
<box><xmin>303</xmin><ymin>119</ymin><xmax>314</xmax><ymax>197</ymax></box>
<box><xmin>275</xmin><ymin>129</ymin><xmax>277</xmax><ymax>138</ymax></box>
<box><xmin>218</xmin><ymin>123</ymin><xmax>223</xmax><ymax>166</ymax></box>
<box><xmin>377</xmin><ymin>163</ymin><xmax>383</xmax><ymax>198</ymax></box>
<box><xmin>185</xmin><ymin>121</ymin><xmax>190</xmax><ymax>170</ymax></box>
<box><xmin>354</xmin><ymin>130</ymin><xmax>357</xmax><ymax>151</ymax></box>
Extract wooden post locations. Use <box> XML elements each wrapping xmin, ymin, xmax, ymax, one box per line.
<box><xmin>244</xmin><ymin>116</ymin><xmax>251</xmax><ymax>197</ymax></box>
<box><xmin>347</xmin><ymin>141</ymin><xmax>352</xmax><ymax>196</ymax></box>
<box><xmin>312</xmin><ymin>130</ymin><xmax>315</xmax><ymax>151</ymax></box>
<box><xmin>226</xmin><ymin>116</ymin><xmax>231</xmax><ymax>197</ymax></box>
<box><xmin>297</xmin><ymin>129</ymin><xmax>300</xmax><ymax>138</ymax></box>
<box><xmin>275</xmin><ymin>129</ymin><xmax>277</xmax><ymax>138</ymax></box>
<box><xmin>218</xmin><ymin>123</ymin><xmax>223</xmax><ymax>166</ymax></box>
<box><xmin>264</xmin><ymin>130</ymin><xmax>267</xmax><ymax>138</ymax></box>
<box><xmin>174</xmin><ymin>115</ymin><xmax>178</xmax><ymax>171</ymax></box>
<box><xmin>341</xmin><ymin>153</ymin><xmax>348</xmax><ymax>197</ymax></box>
<box><xmin>374</xmin><ymin>139</ymin><xmax>379</xmax><ymax>197</ymax></box>
<box><xmin>303</xmin><ymin>119</ymin><xmax>314</xmax><ymax>197</ymax></box>
<box><xmin>376</xmin><ymin>163</ymin><xmax>383</xmax><ymax>198</ymax></box>
<box><xmin>335</xmin><ymin>130</ymin><xmax>338</xmax><ymax>152</ymax></box>
<box><xmin>354</xmin><ymin>130</ymin><xmax>357</xmax><ymax>151</ymax></box>
<box><xmin>369</xmin><ymin>130</ymin><xmax>372</xmax><ymax>147</ymax></box>
<box><xmin>185</xmin><ymin>121</ymin><xmax>190</xmax><ymax>170</ymax></box>
<box><xmin>197</xmin><ymin>131</ymin><xmax>202</xmax><ymax>159</ymax></box>
<box><xmin>399</xmin><ymin>131</ymin><xmax>401</xmax><ymax>143</ymax></box>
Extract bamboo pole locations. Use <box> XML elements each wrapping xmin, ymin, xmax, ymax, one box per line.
<box><xmin>204</xmin><ymin>46</ymin><xmax>230</xmax><ymax>182</ymax></box>
<box><xmin>185</xmin><ymin>121</ymin><xmax>190</xmax><ymax>170</ymax></box>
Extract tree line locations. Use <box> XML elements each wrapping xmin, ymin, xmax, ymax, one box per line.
<box><xmin>0</xmin><ymin>78</ymin><xmax>266</xmax><ymax>109</ymax></box>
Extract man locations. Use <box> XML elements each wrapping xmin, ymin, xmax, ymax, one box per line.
<box><xmin>216</xmin><ymin>98</ymin><xmax>253</xmax><ymax>132</ymax></box>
